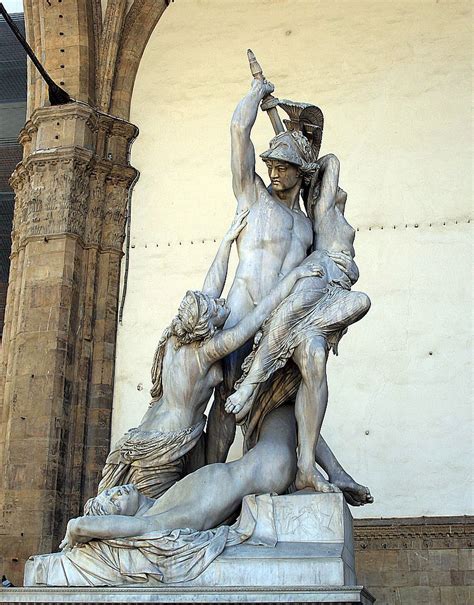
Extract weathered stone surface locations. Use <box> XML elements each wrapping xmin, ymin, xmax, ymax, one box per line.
<box><xmin>0</xmin><ymin>102</ymin><xmax>138</xmax><ymax>585</ymax></box>
<box><xmin>354</xmin><ymin>517</ymin><xmax>474</xmax><ymax>604</ymax></box>
<box><xmin>1</xmin><ymin>13</ymin><xmax>172</xmax><ymax>580</ymax></box>
<box><xmin>0</xmin><ymin>585</ymin><xmax>376</xmax><ymax>604</ymax></box>
<box><xmin>176</xmin><ymin>493</ymin><xmax>356</xmax><ymax>589</ymax></box>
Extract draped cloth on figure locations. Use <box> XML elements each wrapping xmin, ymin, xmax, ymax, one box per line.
<box><xmin>239</xmin><ymin>282</ymin><xmax>368</xmax><ymax>451</ymax></box>
<box><xmin>25</xmin><ymin>495</ymin><xmax>277</xmax><ymax>587</ymax></box>
<box><xmin>98</xmin><ymin>418</ymin><xmax>206</xmax><ymax>499</ymax></box>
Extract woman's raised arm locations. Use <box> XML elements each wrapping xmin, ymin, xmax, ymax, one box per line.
<box><xmin>202</xmin><ymin>209</ymin><xmax>248</xmax><ymax>299</ymax></box>
<box><xmin>307</xmin><ymin>154</ymin><xmax>340</xmax><ymax>219</ymax></box>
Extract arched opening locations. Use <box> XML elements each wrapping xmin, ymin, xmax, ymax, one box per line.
<box><xmin>113</xmin><ymin>0</ymin><xmax>473</xmax><ymax>520</ymax></box>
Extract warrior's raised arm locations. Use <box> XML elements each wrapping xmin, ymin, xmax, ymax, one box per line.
<box><xmin>230</xmin><ymin>78</ymin><xmax>274</xmax><ymax>210</ymax></box>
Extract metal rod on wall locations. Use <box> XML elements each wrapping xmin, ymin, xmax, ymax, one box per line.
<box><xmin>0</xmin><ymin>3</ymin><xmax>71</xmax><ymax>105</ymax></box>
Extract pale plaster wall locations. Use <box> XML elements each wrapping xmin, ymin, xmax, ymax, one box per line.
<box><xmin>112</xmin><ymin>0</ymin><xmax>473</xmax><ymax>519</ymax></box>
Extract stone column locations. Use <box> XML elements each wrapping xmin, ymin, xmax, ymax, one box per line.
<box><xmin>0</xmin><ymin>102</ymin><xmax>137</xmax><ymax>584</ymax></box>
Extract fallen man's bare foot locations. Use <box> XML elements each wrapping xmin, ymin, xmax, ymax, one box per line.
<box><xmin>295</xmin><ymin>464</ymin><xmax>341</xmax><ymax>493</ymax></box>
<box><xmin>329</xmin><ymin>470</ymin><xmax>374</xmax><ymax>506</ymax></box>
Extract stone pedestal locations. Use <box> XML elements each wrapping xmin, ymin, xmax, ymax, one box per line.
<box><xmin>184</xmin><ymin>492</ymin><xmax>357</xmax><ymax>589</ymax></box>
<box><xmin>0</xmin><ymin>585</ymin><xmax>375</xmax><ymax>603</ymax></box>
<box><xmin>10</xmin><ymin>492</ymin><xmax>374</xmax><ymax>603</ymax></box>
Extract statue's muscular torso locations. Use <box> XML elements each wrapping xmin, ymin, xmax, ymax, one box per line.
<box><xmin>225</xmin><ymin>179</ymin><xmax>313</xmax><ymax>329</ymax></box>
<box><xmin>206</xmin><ymin>78</ymin><xmax>313</xmax><ymax>463</ymax></box>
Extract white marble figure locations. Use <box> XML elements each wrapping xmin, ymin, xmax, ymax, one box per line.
<box><xmin>97</xmin><ymin>211</ymin><xmax>321</xmax><ymax>498</ymax></box>
<box><xmin>225</xmin><ymin>150</ymin><xmax>371</xmax><ymax>492</ymax></box>
<box><xmin>27</xmin><ymin>488</ymin><xmax>279</xmax><ymax>586</ymax></box>
<box><xmin>206</xmin><ymin>75</ymin><xmax>373</xmax><ymax>505</ymax></box>
<box><xmin>25</xmin><ymin>53</ymin><xmax>375</xmax><ymax>588</ymax></box>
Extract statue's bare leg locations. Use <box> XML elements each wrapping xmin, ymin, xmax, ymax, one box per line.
<box><xmin>206</xmin><ymin>288</ymin><xmax>254</xmax><ymax>464</ymax></box>
<box><xmin>225</xmin><ymin>296</ymin><xmax>303</xmax><ymax>418</ymax></box>
<box><xmin>315</xmin><ymin>436</ymin><xmax>374</xmax><ymax>505</ymax></box>
<box><xmin>146</xmin><ymin>405</ymin><xmax>297</xmax><ymax>532</ymax></box>
<box><xmin>226</xmin><ymin>287</ymin><xmax>373</xmax><ymax>501</ymax></box>
<box><xmin>206</xmin><ymin>385</ymin><xmax>236</xmax><ymax>464</ymax></box>
<box><xmin>292</xmin><ymin>335</ymin><xmax>339</xmax><ymax>492</ymax></box>
<box><xmin>225</xmin><ymin>387</ymin><xmax>373</xmax><ymax>502</ymax></box>
<box><xmin>226</xmin><ymin>289</ymin><xmax>371</xmax><ymax>419</ymax></box>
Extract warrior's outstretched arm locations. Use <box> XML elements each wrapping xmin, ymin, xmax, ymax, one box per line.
<box><xmin>231</xmin><ymin>78</ymin><xmax>274</xmax><ymax>210</ymax></box>
<box><xmin>202</xmin><ymin>263</ymin><xmax>323</xmax><ymax>364</ymax></box>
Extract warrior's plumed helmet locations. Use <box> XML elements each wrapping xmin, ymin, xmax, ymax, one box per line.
<box><xmin>260</xmin><ymin>100</ymin><xmax>324</xmax><ymax>177</ymax></box>
<box><xmin>260</xmin><ymin>131</ymin><xmax>304</xmax><ymax>166</ymax></box>
<box><xmin>260</xmin><ymin>130</ymin><xmax>320</xmax><ymax>190</ymax></box>
<box><xmin>260</xmin><ymin>130</ymin><xmax>317</xmax><ymax>168</ymax></box>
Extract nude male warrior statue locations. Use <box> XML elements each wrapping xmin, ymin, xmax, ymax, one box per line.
<box><xmin>225</xmin><ymin>150</ymin><xmax>371</xmax><ymax>491</ymax></box>
<box><xmin>207</xmin><ymin>62</ymin><xmax>372</xmax><ymax>504</ymax></box>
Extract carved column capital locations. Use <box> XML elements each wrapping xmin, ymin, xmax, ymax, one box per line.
<box><xmin>18</xmin><ymin>120</ymin><xmax>37</xmax><ymax>158</ymax></box>
<box><xmin>14</xmin><ymin>150</ymin><xmax>93</xmax><ymax>246</ymax></box>
<box><xmin>101</xmin><ymin>164</ymin><xmax>138</xmax><ymax>251</ymax></box>
<box><xmin>10</xmin><ymin>105</ymin><xmax>138</xmax><ymax>251</ymax></box>
<box><xmin>9</xmin><ymin>164</ymin><xmax>29</xmax><ymax>256</ymax></box>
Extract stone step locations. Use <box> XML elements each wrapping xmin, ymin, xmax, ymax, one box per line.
<box><xmin>186</xmin><ymin>543</ymin><xmax>356</xmax><ymax>587</ymax></box>
<box><xmin>0</xmin><ymin>585</ymin><xmax>375</xmax><ymax>604</ymax></box>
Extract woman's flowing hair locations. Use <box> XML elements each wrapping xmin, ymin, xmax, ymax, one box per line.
<box><xmin>283</xmin><ymin>130</ymin><xmax>320</xmax><ymax>217</ymax></box>
<box><xmin>150</xmin><ymin>290</ymin><xmax>216</xmax><ymax>401</ymax></box>
<box><xmin>303</xmin><ymin>170</ymin><xmax>322</xmax><ymax>224</ymax></box>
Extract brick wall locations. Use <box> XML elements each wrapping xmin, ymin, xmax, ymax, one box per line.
<box><xmin>354</xmin><ymin>516</ymin><xmax>473</xmax><ymax>604</ymax></box>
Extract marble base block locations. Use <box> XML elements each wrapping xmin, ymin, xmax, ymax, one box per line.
<box><xmin>14</xmin><ymin>492</ymin><xmax>374</xmax><ymax>603</ymax></box>
<box><xmin>183</xmin><ymin>491</ymin><xmax>356</xmax><ymax>588</ymax></box>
